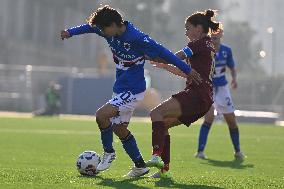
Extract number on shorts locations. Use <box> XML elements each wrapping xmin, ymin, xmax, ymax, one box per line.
<box><xmin>225</xmin><ymin>97</ymin><xmax>232</xmax><ymax>106</ymax></box>
<box><xmin>120</xmin><ymin>91</ymin><xmax>132</xmax><ymax>102</ymax></box>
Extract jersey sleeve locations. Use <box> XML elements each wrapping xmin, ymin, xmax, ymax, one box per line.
<box><xmin>67</xmin><ymin>24</ymin><xmax>103</xmax><ymax>37</ymax></box>
<box><xmin>134</xmin><ymin>35</ymin><xmax>162</xmax><ymax>59</ymax></box>
<box><xmin>135</xmin><ymin>35</ymin><xmax>191</xmax><ymax>74</ymax></box>
<box><xmin>182</xmin><ymin>40</ymin><xmax>208</xmax><ymax>58</ymax></box>
<box><xmin>226</xmin><ymin>48</ymin><xmax>235</xmax><ymax>68</ymax></box>
<box><xmin>182</xmin><ymin>46</ymin><xmax>193</xmax><ymax>58</ymax></box>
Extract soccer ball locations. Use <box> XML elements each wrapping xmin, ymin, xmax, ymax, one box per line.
<box><xmin>76</xmin><ymin>151</ymin><xmax>101</xmax><ymax>176</ymax></box>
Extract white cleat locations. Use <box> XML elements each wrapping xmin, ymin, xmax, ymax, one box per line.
<box><xmin>124</xmin><ymin>166</ymin><xmax>150</xmax><ymax>178</ymax></box>
<box><xmin>195</xmin><ymin>151</ymin><xmax>208</xmax><ymax>159</ymax></box>
<box><xmin>97</xmin><ymin>152</ymin><xmax>116</xmax><ymax>171</ymax></box>
<box><xmin>234</xmin><ymin>151</ymin><xmax>246</xmax><ymax>160</ymax></box>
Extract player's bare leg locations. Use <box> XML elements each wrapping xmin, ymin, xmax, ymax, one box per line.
<box><xmin>96</xmin><ymin>103</ymin><xmax>118</xmax><ymax>129</ymax></box>
<box><xmin>223</xmin><ymin>113</ymin><xmax>246</xmax><ymax>160</ymax></box>
<box><xmin>96</xmin><ymin>103</ymin><xmax>118</xmax><ymax>171</ymax></box>
<box><xmin>196</xmin><ymin>105</ymin><xmax>214</xmax><ymax>159</ymax></box>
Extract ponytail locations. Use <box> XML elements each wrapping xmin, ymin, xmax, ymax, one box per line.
<box><xmin>186</xmin><ymin>9</ymin><xmax>221</xmax><ymax>34</ymax></box>
<box><xmin>205</xmin><ymin>10</ymin><xmax>220</xmax><ymax>33</ymax></box>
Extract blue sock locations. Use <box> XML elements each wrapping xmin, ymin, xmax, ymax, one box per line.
<box><xmin>100</xmin><ymin>124</ymin><xmax>114</xmax><ymax>153</ymax></box>
<box><xmin>229</xmin><ymin>128</ymin><xmax>240</xmax><ymax>152</ymax></box>
<box><xmin>198</xmin><ymin>122</ymin><xmax>211</xmax><ymax>152</ymax></box>
<box><xmin>121</xmin><ymin>133</ymin><xmax>145</xmax><ymax>168</ymax></box>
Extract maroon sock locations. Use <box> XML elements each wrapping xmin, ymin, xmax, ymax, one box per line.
<box><xmin>162</xmin><ymin>164</ymin><xmax>170</xmax><ymax>172</ymax></box>
<box><xmin>161</xmin><ymin>135</ymin><xmax>170</xmax><ymax>171</ymax></box>
<box><xmin>152</xmin><ymin>121</ymin><xmax>166</xmax><ymax>156</ymax></box>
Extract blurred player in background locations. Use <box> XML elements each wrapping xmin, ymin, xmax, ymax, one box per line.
<box><xmin>146</xmin><ymin>10</ymin><xmax>219</xmax><ymax>178</ymax></box>
<box><xmin>33</xmin><ymin>82</ymin><xmax>61</xmax><ymax>116</ymax></box>
<box><xmin>61</xmin><ymin>5</ymin><xmax>201</xmax><ymax>177</ymax></box>
<box><xmin>195</xmin><ymin>29</ymin><xmax>246</xmax><ymax>160</ymax></box>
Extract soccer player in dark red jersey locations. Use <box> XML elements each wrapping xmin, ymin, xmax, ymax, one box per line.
<box><xmin>146</xmin><ymin>9</ymin><xmax>221</xmax><ymax>178</ymax></box>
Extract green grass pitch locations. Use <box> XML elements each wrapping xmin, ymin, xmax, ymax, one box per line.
<box><xmin>0</xmin><ymin>117</ymin><xmax>284</xmax><ymax>189</ymax></box>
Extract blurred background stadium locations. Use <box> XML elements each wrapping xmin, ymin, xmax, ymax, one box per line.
<box><xmin>0</xmin><ymin>0</ymin><xmax>283</xmax><ymax>124</ymax></box>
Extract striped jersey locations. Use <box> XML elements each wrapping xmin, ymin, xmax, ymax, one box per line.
<box><xmin>213</xmin><ymin>44</ymin><xmax>235</xmax><ymax>86</ymax></box>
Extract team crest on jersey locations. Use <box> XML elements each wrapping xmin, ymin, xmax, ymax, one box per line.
<box><xmin>222</xmin><ymin>51</ymin><xmax>228</xmax><ymax>58</ymax></box>
<box><xmin>124</xmin><ymin>42</ymin><xmax>131</xmax><ymax>51</ymax></box>
<box><xmin>117</xmin><ymin>40</ymin><xmax>121</xmax><ymax>45</ymax></box>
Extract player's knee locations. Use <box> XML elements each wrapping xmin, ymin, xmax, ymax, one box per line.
<box><xmin>113</xmin><ymin>124</ymin><xmax>129</xmax><ymax>138</ymax></box>
<box><xmin>227</xmin><ymin>121</ymin><xmax>238</xmax><ymax>129</ymax></box>
<box><xmin>204</xmin><ymin>114</ymin><xmax>214</xmax><ymax>124</ymax></box>
<box><xmin>204</xmin><ymin>116</ymin><xmax>214</xmax><ymax>124</ymax></box>
<box><xmin>95</xmin><ymin>109</ymin><xmax>106</xmax><ymax>125</ymax></box>
<box><xmin>203</xmin><ymin>121</ymin><xmax>213</xmax><ymax>127</ymax></box>
<box><xmin>163</xmin><ymin>119</ymin><xmax>171</xmax><ymax>128</ymax></box>
<box><xmin>150</xmin><ymin>108</ymin><xmax>162</xmax><ymax>120</ymax></box>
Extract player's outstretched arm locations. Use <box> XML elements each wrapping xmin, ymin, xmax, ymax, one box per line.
<box><xmin>61</xmin><ymin>24</ymin><xmax>101</xmax><ymax>40</ymax></box>
<box><xmin>156</xmin><ymin>48</ymin><xmax>202</xmax><ymax>84</ymax></box>
<box><xmin>150</xmin><ymin>61</ymin><xmax>187</xmax><ymax>78</ymax></box>
<box><xmin>136</xmin><ymin>36</ymin><xmax>191</xmax><ymax>74</ymax></box>
<box><xmin>136</xmin><ymin>35</ymin><xmax>202</xmax><ymax>84</ymax></box>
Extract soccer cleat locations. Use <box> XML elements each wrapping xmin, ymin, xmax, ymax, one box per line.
<box><xmin>195</xmin><ymin>151</ymin><xmax>208</xmax><ymax>159</ymax></box>
<box><xmin>149</xmin><ymin>170</ymin><xmax>172</xmax><ymax>179</ymax></box>
<box><xmin>234</xmin><ymin>151</ymin><xmax>246</xmax><ymax>160</ymax></box>
<box><xmin>123</xmin><ymin>166</ymin><xmax>150</xmax><ymax>178</ymax></box>
<box><xmin>146</xmin><ymin>155</ymin><xmax>164</xmax><ymax>169</ymax></box>
<box><xmin>97</xmin><ymin>152</ymin><xmax>116</xmax><ymax>171</ymax></box>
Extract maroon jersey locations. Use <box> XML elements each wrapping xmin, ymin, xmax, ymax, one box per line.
<box><xmin>172</xmin><ymin>37</ymin><xmax>215</xmax><ymax>126</ymax></box>
<box><xmin>185</xmin><ymin>36</ymin><xmax>215</xmax><ymax>98</ymax></box>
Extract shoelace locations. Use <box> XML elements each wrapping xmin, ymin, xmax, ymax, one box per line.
<box><xmin>101</xmin><ymin>153</ymin><xmax>108</xmax><ymax>164</ymax></box>
<box><xmin>129</xmin><ymin>167</ymin><xmax>141</xmax><ymax>175</ymax></box>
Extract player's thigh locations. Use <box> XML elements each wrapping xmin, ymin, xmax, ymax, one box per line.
<box><xmin>214</xmin><ymin>85</ymin><xmax>235</xmax><ymax>114</ymax></box>
<box><xmin>151</xmin><ymin>97</ymin><xmax>182</xmax><ymax>120</ymax></box>
<box><xmin>110</xmin><ymin>91</ymin><xmax>144</xmax><ymax>125</ymax></box>
<box><xmin>164</xmin><ymin>117</ymin><xmax>182</xmax><ymax>130</ymax></box>
<box><xmin>96</xmin><ymin>103</ymin><xmax>119</xmax><ymax>120</ymax></box>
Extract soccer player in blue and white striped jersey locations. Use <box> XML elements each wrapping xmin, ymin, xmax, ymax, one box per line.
<box><xmin>195</xmin><ymin>29</ymin><xmax>246</xmax><ymax>160</ymax></box>
<box><xmin>61</xmin><ymin>5</ymin><xmax>201</xmax><ymax>177</ymax></box>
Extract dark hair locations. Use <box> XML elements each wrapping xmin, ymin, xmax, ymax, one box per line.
<box><xmin>87</xmin><ymin>5</ymin><xmax>124</xmax><ymax>29</ymax></box>
<box><xmin>186</xmin><ymin>9</ymin><xmax>220</xmax><ymax>34</ymax></box>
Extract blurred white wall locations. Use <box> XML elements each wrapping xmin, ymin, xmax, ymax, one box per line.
<box><xmin>220</xmin><ymin>0</ymin><xmax>284</xmax><ymax>76</ymax></box>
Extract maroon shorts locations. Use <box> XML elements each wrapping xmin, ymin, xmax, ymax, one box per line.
<box><xmin>172</xmin><ymin>88</ymin><xmax>213</xmax><ymax>126</ymax></box>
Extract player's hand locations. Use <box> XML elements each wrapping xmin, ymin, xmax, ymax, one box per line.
<box><xmin>149</xmin><ymin>61</ymin><xmax>166</xmax><ymax>69</ymax></box>
<box><xmin>61</xmin><ymin>30</ymin><xmax>71</xmax><ymax>40</ymax></box>
<box><xmin>231</xmin><ymin>79</ymin><xmax>238</xmax><ymax>89</ymax></box>
<box><xmin>188</xmin><ymin>69</ymin><xmax>202</xmax><ymax>85</ymax></box>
